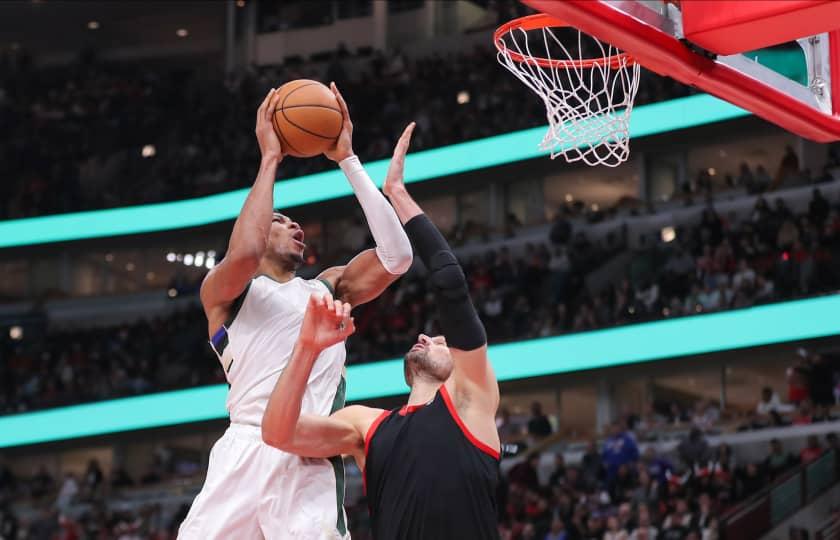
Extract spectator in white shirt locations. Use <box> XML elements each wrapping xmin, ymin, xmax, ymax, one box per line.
<box><xmin>757</xmin><ymin>387</ymin><xmax>795</xmax><ymax>426</ymax></box>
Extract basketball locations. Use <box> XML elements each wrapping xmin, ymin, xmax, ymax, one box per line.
<box><xmin>272</xmin><ymin>79</ymin><xmax>343</xmax><ymax>158</ymax></box>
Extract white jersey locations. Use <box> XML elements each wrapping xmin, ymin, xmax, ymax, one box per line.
<box><xmin>211</xmin><ymin>275</ymin><xmax>347</xmax><ymax>426</ymax></box>
<box><xmin>181</xmin><ymin>276</ymin><xmax>350</xmax><ymax>540</ymax></box>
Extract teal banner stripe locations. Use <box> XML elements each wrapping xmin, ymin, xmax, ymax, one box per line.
<box><xmin>0</xmin><ymin>294</ymin><xmax>834</xmax><ymax>448</ymax></box>
<box><xmin>0</xmin><ymin>94</ymin><xmax>749</xmax><ymax>249</ymax></box>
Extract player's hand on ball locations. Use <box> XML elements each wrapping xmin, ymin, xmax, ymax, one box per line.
<box><xmin>383</xmin><ymin>122</ymin><xmax>415</xmax><ymax>199</ymax></box>
<box><xmin>256</xmin><ymin>88</ymin><xmax>284</xmax><ymax>162</ymax></box>
<box><xmin>323</xmin><ymin>82</ymin><xmax>354</xmax><ymax>163</ymax></box>
<box><xmin>299</xmin><ymin>293</ymin><xmax>355</xmax><ymax>351</ymax></box>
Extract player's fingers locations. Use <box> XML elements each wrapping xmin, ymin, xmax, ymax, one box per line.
<box><xmin>257</xmin><ymin>88</ymin><xmax>274</xmax><ymax>122</ymax></box>
<box><xmin>266</xmin><ymin>88</ymin><xmax>282</xmax><ymax>122</ymax></box>
<box><xmin>345</xmin><ymin>317</ymin><xmax>356</xmax><ymax>335</ymax></box>
<box><xmin>330</xmin><ymin>82</ymin><xmax>351</xmax><ymax>123</ymax></box>
<box><xmin>342</xmin><ymin>302</ymin><xmax>352</xmax><ymax>319</ymax></box>
<box><xmin>322</xmin><ymin>292</ymin><xmax>333</xmax><ymax>311</ymax></box>
<box><xmin>394</xmin><ymin>122</ymin><xmax>414</xmax><ymax>157</ymax></box>
<box><xmin>333</xmin><ymin>298</ymin><xmax>343</xmax><ymax>318</ymax></box>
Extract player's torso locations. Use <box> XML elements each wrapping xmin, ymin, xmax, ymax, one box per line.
<box><xmin>365</xmin><ymin>388</ymin><xmax>500</xmax><ymax>540</ymax></box>
<box><xmin>213</xmin><ymin>275</ymin><xmax>346</xmax><ymax>425</ymax></box>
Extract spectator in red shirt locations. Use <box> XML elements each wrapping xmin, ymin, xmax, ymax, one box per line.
<box><xmin>800</xmin><ymin>435</ymin><xmax>824</xmax><ymax>464</ymax></box>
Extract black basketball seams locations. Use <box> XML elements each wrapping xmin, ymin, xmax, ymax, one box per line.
<box><xmin>281</xmin><ymin>106</ymin><xmax>343</xmax><ymax>139</ymax></box>
<box><xmin>277</xmin><ymin>81</ymin><xmax>343</xmax><ymax>140</ymax></box>
<box><xmin>272</xmin><ymin>109</ymin><xmax>303</xmax><ymax>156</ymax></box>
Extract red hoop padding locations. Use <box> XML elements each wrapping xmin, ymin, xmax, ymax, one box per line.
<box><xmin>494</xmin><ymin>13</ymin><xmax>635</xmax><ymax>70</ymax></box>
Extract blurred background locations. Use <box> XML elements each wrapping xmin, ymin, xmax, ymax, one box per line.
<box><xmin>1</xmin><ymin>0</ymin><xmax>840</xmax><ymax>539</ymax></box>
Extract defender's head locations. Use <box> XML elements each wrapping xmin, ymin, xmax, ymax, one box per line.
<box><xmin>403</xmin><ymin>334</ymin><xmax>453</xmax><ymax>387</ymax></box>
<box><xmin>266</xmin><ymin>213</ymin><xmax>306</xmax><ymax>268</ymax></box>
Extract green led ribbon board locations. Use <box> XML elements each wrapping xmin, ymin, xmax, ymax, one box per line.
<box><xmin>0</xmin><ymin>294</ymin><xmax>836</xmax><ymax>448</ymax></box>
<box><xmin>0</xmin><ymin>94</ymin><xmax>750</xmax><ymax>249</ymax></box>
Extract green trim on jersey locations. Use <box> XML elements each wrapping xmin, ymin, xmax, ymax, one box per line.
<box><xmin>224</xmin><ymin>281</ymin><xmax>252</xmax><ymax>330</ymax></box>
<box><xmin>317</xmin><ymin>277</ymin><xmax>335</xmax><ymax>296</ymax></box>
<box><xmin>329</xmin><ymin>375</ymin><xmax>347</xmax><ymax>536</ymax></box>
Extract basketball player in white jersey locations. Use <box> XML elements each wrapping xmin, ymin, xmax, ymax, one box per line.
<box><xmin>178</xmin><ymin>85</ymin><xmax>413</xmax><ymax>540</ymax></box>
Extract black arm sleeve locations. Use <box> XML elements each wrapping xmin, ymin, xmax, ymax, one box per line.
<box><xmin>403</xmin><ymin>214</ymin><xmax>487</xmax><ymax>350</ymax></box>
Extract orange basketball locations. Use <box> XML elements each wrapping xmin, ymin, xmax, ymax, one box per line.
<box><xmin>272</xmin><ymin>80</ymin><xmax>343</xmax><ymax>158</ymax></box>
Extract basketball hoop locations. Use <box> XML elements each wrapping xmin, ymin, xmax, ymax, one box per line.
<box><xmin>495</xmin><ymin>14</ymin><xmax>640</xmax><ymax>167</ymax></box>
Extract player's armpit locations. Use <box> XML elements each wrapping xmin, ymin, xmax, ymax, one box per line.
<box><xmin>330</xmin><ymin>249</ymin><xmax>403</xmax><ymax>307</ymax></box>
<box><xmin>451</xmin><ymin>346</ymin><xmax>500</xmax><ymax>414</ymax></box>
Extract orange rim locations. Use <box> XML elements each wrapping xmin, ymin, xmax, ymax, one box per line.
<box><xmin>494</xmin><ymin>13</ymin><xmax>635</xmax><ymax>70</ymax></box>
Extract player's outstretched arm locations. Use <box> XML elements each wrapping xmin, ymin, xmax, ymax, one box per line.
<box><xmin>317</xmin><ymin>84</ymin><xmax>413</xmax><ymax>308</ymax></box>
<box><xmin>201</xmin><ymin>89</ymin><xmax>283</xmax><ymax>316</ymax></box>
<box><xmin>384</xmin><ymin>151</ymin><xmax>500</xmax><ymax>412</ymax></box>
<box><xmin>262</xmin><ymin>294</ymin><xmax>376</xmax><ymax>462</ymax></box>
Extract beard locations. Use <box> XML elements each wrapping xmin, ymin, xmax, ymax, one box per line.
<box><xmin>404</xmin><ymin>348</ymin><xmax>451</xmax><ymax>383</ymax></box>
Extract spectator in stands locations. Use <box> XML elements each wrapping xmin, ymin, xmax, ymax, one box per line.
<box><xmin>0</xmin><ymin>503</ymin><xmax>18</xmax><ymax>540</ymax></box>
<box><xmin>602</xmin><ymin>421</ymin><xmax>640</xmax><ymax>483</ymax></box>
<box><xmin>509</xmin><ymin>453</ymin><xmax>540</xmax><ymax>492</ymax></box>
<box><xmin>528</xmin><ymin>401</ymin><xmax>553</xmax><ymax>439</ymax></box>
<box><xmin>800</xmin><ymin>434</ymin><xmax>824</xmax><ymax>464</ymax></box>
<box><xmin>548</xmin><ymin>453</ymin><xmax>567</xmax><ymax>488</ymax></box>
<box><xmin>545</xmin><ymin>518</ymin><xmax>567</xmax><ymax>540</ymax></box>
<box><xmin>808</xmin><ymin>353</ymin><xmax>836</xmax><ymax>420</ymax></box>
<box><xmin>82</xmin><ymin>459</ymin><xmax>103</xmax><ymax>502</ymax></box>
<box><xmin>738</xmin><ymin>462</ymin><xmax>765</xmax><ymax>499</ymax></box>
<box><xmin>787</xmin><ymin>353</ymin><xmax>811</xmax><ymax>405</ymax></box>
<box><xmin>678</xmin><ymin>428</ymin><xmax>710</xmax><ymax>468</ymax></box>
<box><xmin>630</xmin><ymin>504</ymin><xmax>658</xmax><ymax>540</ymax></box>
<box><xmin>756</xmin><ymin>386</ymin><xmax>795</xmax><ymax>427</ymax></box>
<box><xmin>30</xmin><ymin>465</ymin><xmax>54</xmax><ymax>500</ymax></box>
<box><xmin>55</xmin><ymin>472</ymin><xmax>79</xmax><ymax>512</ymax></box>
<box><xmin>497</xmin><ymin>407</ymin><xmax>522</xmax><ymax>443</ymax></box>
<box><xmin>582</xmin><ymin>440</ymin><xmax>606</xmax><ymax>490</ymax></box>
<box><xmin>792</xmin><ymin>400</ymin><xmax>814</xmax><ymax>425</ymax></box>
<box><xmin>661</xmin><ymin>498</ymin><xmax>693</xmax><ymax>540</ymax></box>
<box><xmin>763</xmin><ymin>438</ymin><xmax>798</xmax><ymax>480</ymax></box>
<box><xmin>604</xmin><ymin>515</ymin><xmax>629</xmax><ymax>540</ymax></box>
<box><xmin>827</xmin><ymin>432</ymin><xmax>840</xmax><ymax>453</ymax></box>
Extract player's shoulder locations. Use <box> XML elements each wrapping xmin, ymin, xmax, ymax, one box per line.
<box><xmin>334</xmin><ymin>405</ymin><xmax>387</xmax><ymax>432</ymax></box>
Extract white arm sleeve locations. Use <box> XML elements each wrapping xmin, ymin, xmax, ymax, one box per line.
<box><xmin>339</xmin><ymin>155</ymin><xmax>413</xmax><ymax>274</ymax></box>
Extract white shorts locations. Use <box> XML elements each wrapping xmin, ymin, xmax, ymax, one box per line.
<box><xmin>178</xmin><ymin>423</ymin><xmax>350</xmax><ymax>540</ymax></box>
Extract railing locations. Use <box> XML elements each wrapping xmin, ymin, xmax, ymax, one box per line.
<box><xmin>722</xmin><ymin>450</ymin><xmax>838</xmax><ymax>540</ymax></box>
<box><xmin>815</xmin><ymin>510</ymin><xmax>840</xmax><ymax>540</ymax></box>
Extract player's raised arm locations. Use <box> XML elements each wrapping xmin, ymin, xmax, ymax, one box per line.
<box><xmin>317</xmin><ymin>83</ymin><xmax>413</xmax><ymax>307</ymax></box>
<box><xmin>383</xmin><ymin>131</ymin><xmax>499</xmax><ymax>412</ymax></box>
<box><xmin>262</xmin><ymin>294</ymin><xmax>378</xmax><ymax>462</ymax></box>
<box><xmin>201</xmin><ymin>89</ymin><xmax>283</xmax><ymax>319</ymax></box>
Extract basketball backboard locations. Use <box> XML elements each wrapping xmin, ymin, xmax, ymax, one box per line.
<box><xmin>520</xmin><ymin>0</ymin><xmax>840</xmax><ymax>143</ymax></box>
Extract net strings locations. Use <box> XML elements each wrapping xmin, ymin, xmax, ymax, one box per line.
<box><xmin>497</xmin><ymin>25</ymin><xmax>640</xmax><ymax>167</ymax></box>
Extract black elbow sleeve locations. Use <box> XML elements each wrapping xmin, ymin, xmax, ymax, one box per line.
<box><xmin>404</xmin><ymin>215</ymin><xmax>487</xmax><ymax>350</ymax></box>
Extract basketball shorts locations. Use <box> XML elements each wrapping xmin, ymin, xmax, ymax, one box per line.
<box><xmin>178</xmin><ymin>423</ymin><xmax>350</xmax><ymax>540</ymax></box>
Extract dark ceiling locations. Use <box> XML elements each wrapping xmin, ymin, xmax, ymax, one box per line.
<box><xmin>0</xmin><ymin>0</ymin><xmax>227</xmax><ymax>58</ymax></box>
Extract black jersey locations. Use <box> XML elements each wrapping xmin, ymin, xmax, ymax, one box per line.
<box><xmin>363</xmin><ymin>385</ymin><xmax>500</xmax><ymax>540</ymax></box>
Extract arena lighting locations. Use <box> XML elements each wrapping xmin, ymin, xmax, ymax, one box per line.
<box><xmin>194</xmin><ymin>252</ymin><xmax>205</xmax><ymax>267</ymax></box>
<box><xmin>0</xmin><ymin>294</ymin><xmax>836</xmax><ymax>448</ymax></box>
<box><xmin>0</xmin><ymin>94</ymin><xmax>751</xmax><ymax>249</ymax></box>
<box><xmin>166</xmin><ymin>252</ymin><xmax>176</xmax><ymax>262</ymax></box>
<box><xmin>183</xmin><ymin>253</ymin><xmax>194</xmax><ymax>266</ymax></box>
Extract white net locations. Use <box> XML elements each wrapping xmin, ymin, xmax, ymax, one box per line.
<box><xmin>496</xmin><ymin>20</ymin><xmax>641</xmax><ymax>167</ymax></box>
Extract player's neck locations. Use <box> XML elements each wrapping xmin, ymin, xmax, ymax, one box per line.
<box><xmin>256</xmin><ymin>258</ymin><xmax>296</xmax><ymax>283</ymax></box>
<box><xmin>406</xmin><ymin>379</ymin><xmax>442</xmax><ymax>407</ymax></box>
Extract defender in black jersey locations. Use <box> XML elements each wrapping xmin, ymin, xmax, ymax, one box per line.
<box><xmin>262</xmin><ymin>123</ymin><xmax>502</xmax><ymax>540</ymax></box>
